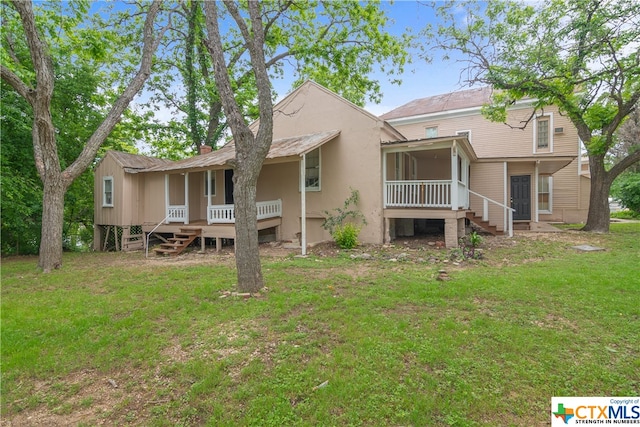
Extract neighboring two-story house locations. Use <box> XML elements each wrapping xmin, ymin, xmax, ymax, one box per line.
<box><xmin>381</xmin><ymin>87</ymin><xmax>590</xmax><ymax>229</ymax></box>
<box><xmin>93</xmin><ymin>82</ymin><xmax>589</xmax><ymax>255</ymax></box>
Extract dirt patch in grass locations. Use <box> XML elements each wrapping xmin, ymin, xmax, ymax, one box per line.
<box><xmin>5</xmin><ymin>369</ymin><xmax>166</xmax><ymax>427</ymax></box>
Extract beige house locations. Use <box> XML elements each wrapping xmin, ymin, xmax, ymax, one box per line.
<box><xmin>94</xmin><ymin>82</ymin><xmax>588</xmax><ymax>254</ymax></box>
<box><xmin>381</xmin><ymin>87</ymin><xmax>591</xmax><ymax>230</ymax></box>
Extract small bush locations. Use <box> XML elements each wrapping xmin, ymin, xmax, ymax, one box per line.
<box><xmin>332</xmin><ymin>223</ymin><xmax>360</xmax><ymax>249</ymax></box>
<box><xmin>322</xmin><ymin>188</ymin><xmax>366</xmax><ymax>249</ymax></box>
<box><xmin>452</xmin><ymin>231</ymin><xmax>484</xmax><ymax>261</ymax></box>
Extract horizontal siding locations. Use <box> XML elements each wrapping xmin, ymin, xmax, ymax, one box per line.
<box><xmin>469</xmin><ymin>163</ymin><xmax>506</xmax><ymax>230</ymax></box>
<box><xmin>94</xmin><ymin>155</ymin><xmax>126</xmax><ymax>226</ymax></box>
<box><xmin>391</xmin><ymin>105</ymin><xmax>580</xmax><ymax>159</ymax></box>
<box><xmin>551</xmin><ymin>160</ymin><xmax>579</xmax><ymax>210</ymax></box>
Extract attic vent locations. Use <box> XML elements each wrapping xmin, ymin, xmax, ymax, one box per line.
<box><xmin>554</xmin><ymin>127</ymin><xmax>564</xmax><ymax>134</ymax></box>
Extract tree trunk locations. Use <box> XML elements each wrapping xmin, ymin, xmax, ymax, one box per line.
<box><xmin>202</xmin><ymin>1</ymin><xmax>272</xmax><ymax>294</ymax></box>
<box><xmin>2</xmin><ymin>1</ymin><xmax>165</xmax><ymax>272</ymax></box>
<box><xmin>39</xmin><ymin>175</ymin><xmax>66</xmax><ymax>272</ymax></box>
<box><xmin>233</xmin><ymin>162</ymin><xmax>263</xmax><ymax>293</ymax></box>
<box><xmin>583</xmin><ymin>155</ymin><xmax>613</xmax><ymax>232</ymax></box>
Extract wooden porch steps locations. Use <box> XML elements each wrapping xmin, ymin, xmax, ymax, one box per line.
<box><xmin>466</xmin><ymin>212</ymin><xmax>504</xmax><ymax>236</ymax></box>
<box><xmin>153</xmin><ymin>228</ymin><xmax>202</xmax><ymax>257</ymax></box>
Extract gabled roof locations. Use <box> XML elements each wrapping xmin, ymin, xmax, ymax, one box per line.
<box><xmin>143</xmin><ymin>130</ymin><xmax>341</xmax><ymax>172</ymax></box>
<box><xmin>268</xmin><ymin>80</ymin><xmax>406</xmax><ymax>142</ymax></box>
<box><xmin>100</xmin><ymin>150</ymin><xmax>173</xmax><ymax>173</ymax></box>
<box><xmin>380</xmin><ymin>86</ymin><xmax>494</xmax><ymax>120</ymax></box>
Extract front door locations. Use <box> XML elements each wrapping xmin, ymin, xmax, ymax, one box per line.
<box><xmin>511</xmin><ymin>175</ymin><xmax>531</xmax><ymax>221</ymax></box>
<box><xmin>224</xmin><ymin>169</ymin><xmax>234</xmax><ymax>205</ymax></box>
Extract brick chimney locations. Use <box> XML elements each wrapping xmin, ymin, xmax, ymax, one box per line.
<box><xmin>198</xmin><ymin>144</ymin><xmax>213</xmax><ymax>155</ymax></box>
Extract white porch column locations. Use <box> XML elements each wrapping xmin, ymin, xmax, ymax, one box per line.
<box><xmin>207</xmin><ymin>170</ymin><xmax>212</xmax><ymax>224</ymax></box>
<box><xmin>164</xmin><ymin>174</ymin><xmax>170</xmax><ymax>224</ymax></box>
<box><xmin>382</xmin><ymin>150</ymin><xmax>387</xmax><ymax>209</ymax></box>
<box><xmin>534</xmin><ymin>162</ymin><xmax>539</xmax><ymax>223</ymax></box>
<box><xmin>184</xmin><ymin>172</ymin><xmax>189</xmax><ymax>225</ymax></box>
<box><xmin>300</xmin><ymin>155</ymin><xmax>307</xmax><ymax>255</ymax></box>
<box><xmin>503</xmin><ymin>162</ymin><xmax>508</xmax><ymax>232</ymax></box>
<box><xmin>451</xmin><ymin>143</ymin><xmax>458</xmax><ymax>210</ymax></box>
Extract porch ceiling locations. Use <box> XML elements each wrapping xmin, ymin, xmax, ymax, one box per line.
<box><xmin>478</xmin><ymin>156</ymin><xmax>576</xmax><ymax>174</ymax></box>
<box><xmin>143</xmin><ymin>130</ymin><xmax>341</xmax><ymax>173</ymax></box>
<box><xmin>381</xmin><ymin>135</ymin><xmax>478</xmax><ymax>161</ymax></box>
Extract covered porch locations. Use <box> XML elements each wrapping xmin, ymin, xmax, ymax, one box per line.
<box><xmin>141</xmin><ymin>130</ymin><xmax>342</xmax><ymax>255</ymax></box>
<box><xmin>381</xmin><ymin>136</ymin><xmax>477</xmax><ymax>247</ymax></box>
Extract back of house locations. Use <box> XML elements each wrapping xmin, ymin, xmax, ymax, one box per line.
<box><xmin>381</xmin><ymin>86</ymin><xmax>591</xmax><ymax>228</ymax></box>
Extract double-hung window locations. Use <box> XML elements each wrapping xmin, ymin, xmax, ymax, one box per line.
<box><xmin>538</xmin><ymin>175</ymin><xmax>552</xmax><ymax>213</ymax></box>
<box><xmin>103</xmin><ymin>176</ymin><xmax>114</xmax><ymax>207</ymax></box>
<box><xmin>304</xmin><ymin>147</ymin><xmax>321</xmax><ymax>191</ymax></box>
<box><xmin>533</xmin><ymin>113</ymin><xmax>553</xmax><ymax>153</ymax></box>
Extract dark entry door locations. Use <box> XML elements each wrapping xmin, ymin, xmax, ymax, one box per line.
<box><xmin>224</xmin><ymin>169</ymin><xmax>234</xmax><ymax>205</ymax></box>
<box><xmin>511</xmin><ymin>175</ymin><xmax>531</xmax><ymax>221</ymax></box>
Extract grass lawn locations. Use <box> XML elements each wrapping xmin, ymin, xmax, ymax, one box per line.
<box><xmin>2</xmin><ymin>223</ymin><xmax>639</xmax><ymax>426</ymax></box>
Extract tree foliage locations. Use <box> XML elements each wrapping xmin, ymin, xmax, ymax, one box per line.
<box><xmin>145</xmin><ymin>0</ymin><xmax>411</xmax><ymax>155</ymax></box>
<box><xmin>1</xmin><ymin>1</ymin><xmax>168</xmax><ymax>270</ymax></box>
<box><xmin>431</xmin><ymin>0</ymin><xmax>640</xmax><ymax>232</ymax></box>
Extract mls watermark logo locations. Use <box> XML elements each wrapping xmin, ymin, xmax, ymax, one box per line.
<box><xmin>551</xmin><ymin>397</ymin><xmax>640</xmax><ymax>426</ymax></box>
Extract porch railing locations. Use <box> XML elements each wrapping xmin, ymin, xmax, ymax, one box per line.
<box><xmin>468</xmin><ymin>190</ymin><xmax>515</xmax><ymax>237</ymax></box>
<box><xmin>385</xmin><ymin>180</ymin><xmax>452</xmax><ymax>208</ymax></box>
<box><xmin>166</xmin><ymin>205</ymin><xmax>187</xmax><ymax>223</ymax></box>
<box><xmin>208</xmin><ymin>199</ymin><xmax>282</xmax><ymax>224</ymax></box>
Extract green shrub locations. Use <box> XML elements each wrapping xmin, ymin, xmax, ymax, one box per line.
<box><xmin>611</xmin><ymin>172</ymin><xmax>640</xmax><ymax>215</ymax></box>
<box><xmin>332</xmin><ymin>223</ymin><xmax>360</xmax><ymax>249</ymax></box>
<box><xmin>322</xmin><ymin>189</ymin><xmax>367</xmax><ymax>249</ymax></box>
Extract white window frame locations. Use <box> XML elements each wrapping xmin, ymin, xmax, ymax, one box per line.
<box><xmin>533</xmin><ymin>113</ymin><xmax>553</xmax><ymax>153</ymax></box>
<box><xmin>538</xmin><ymin>175</ymin><xmax>552</xmax><ymax>214</ymax></box>
<box><xmin>304</xmin><ymin>147</ymin><xmax>321</xmax><ymax>192</ymax></box>
<box><xmin>425</xmin><ymin>126</ymin><xmax>438</xmax><ymax>138</ymax></box>
<box><xmin>103</xmin><ymin>176</ymin><xmax>114</xmax><ymax>207</ymax></box>
<box><xmin>456</xmin><ymin>130</ymin><xmax>472</xmax><ymax>143</ymax></box>
<box><xmin>204</xmin><ymin>171</ymin><xmax>216</xmax><ymax>197</ymax></box>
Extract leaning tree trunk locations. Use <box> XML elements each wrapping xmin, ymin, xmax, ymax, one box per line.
<box><xmin>583</xmin><ymin>155</ymin><xmax>613</xmax><ymax>232</ymax></box>
<box><xmin>233</xmin><ymin>162</ymin><xmax>264</xmax><ymax>293</ymax></box>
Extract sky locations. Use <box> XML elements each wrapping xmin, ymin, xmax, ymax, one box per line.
<box><xmin>271</xmin><ymin>1</ymin><xmax>472</xmax><ymax>117</ymax></box>
<box><xmin>366</xmin><ymin>1</ymin><xmax>473</xmax><ymax>115</ymax></box>
<box><xmin>121</xmin><ymin>1</ymin><xmax>473</xmax><ymax>123</ymax></box>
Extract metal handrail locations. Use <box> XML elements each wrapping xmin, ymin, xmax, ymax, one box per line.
<box><xmin>145</xmin><ymin>213</ymin><xmax>172</xmax><ymax>258</ymax></box>
<box><xmin>468</xmin><ymin>189</ymin><xmax>516</xmax><ymax>237</ymax></box>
